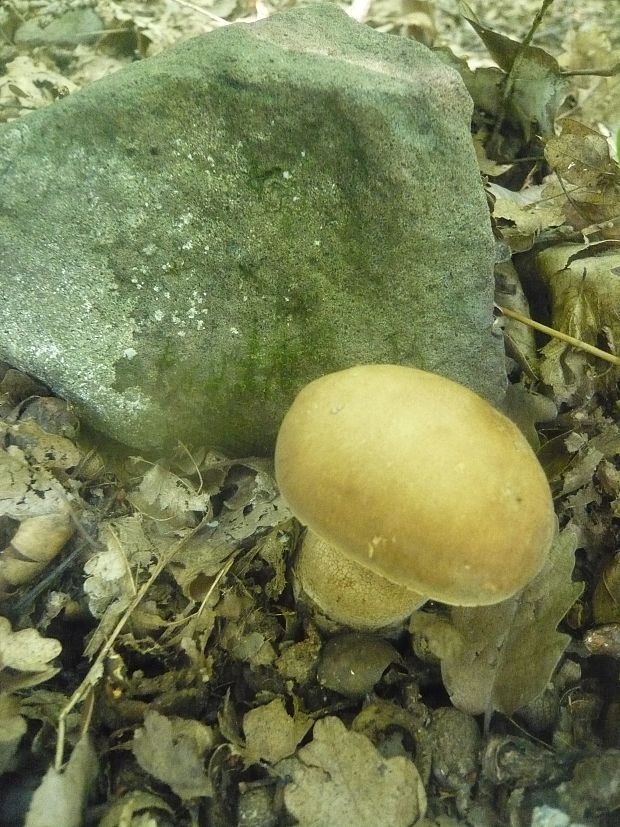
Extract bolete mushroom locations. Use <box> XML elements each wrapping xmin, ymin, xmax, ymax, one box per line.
<box><xmin>275</xmin><ymin>365</ymin><xmax>555</xmax><ymax>630</ymax></box>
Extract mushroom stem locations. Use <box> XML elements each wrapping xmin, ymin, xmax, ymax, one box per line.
<box><xmin>294</xmin><ymin>530</ymin><xmax>426</xmax><ymax>632</ymax></box>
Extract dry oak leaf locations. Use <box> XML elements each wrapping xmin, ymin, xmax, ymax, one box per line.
<box><xmin>243</xmin><ymin>697</ymin><xmax>312</xmax><ymax>765</ymax></box>
<box><xmin>0</xmin><ymin>616</ymin><xmax>61</xmax><ymax>692</ymax></box>
<box><xmin>83</xmin><ymin>516</ymin><xmax>154</xmax><ymax>618</ymax></box>
<box><xmin>0</xmin><ymin>445</ymin><xmax>70</xmax><ymax>519</ymax></box>
<box><xmin>0</xmin><ymin>692</ymin><xmax>27</xmax><ymax>774</ymax></box>
<box><xmin>132</xmin><ymin>710</ymin><xmax>214</xmax><ymax>801</ymax></box>
<box><xmin>463</xmin><ymin>11</ymin><xmax>568</xmax><ymax>138</ymax></box>
<box><xmin>282</xmin><ymin>716</ymin><xmax>426</xmax><ymax>827</ymax></box>
<box><xmin>0</xmin><ymin>512</ymin><xmax>74</xmax><ymax>592</ymax></box>
<box><xmin>536</xmin><ymin>241</ymin><xmax>620</xmax><ymax>403</ymax></box>
<box><xmin>6</xmin><ymin>419</ymin><xmax>82</xmax><ymax>471</ymax></box>
<box><xmin>128</xmin><ymin>462</ymin><xmax>210</xmax><ymax>519</ymax></box>
<box><xmin>545</xmin><ymin>119</ymin><xmax>620</xmax><ymax>228</ymax></box>
<box><xmin>25</xmin><ymin>733</ymin><xmax>98</xmax><ymax>827</ymax></box>
<box><xmin>411</xmin><ymin>524</ymin><xmax>582</xmax><ymax>716</ymax></box>
<box><xmin>0</xmin><ymin>55</ymin><xmax>78</xmax><ymax>115</ymax></box>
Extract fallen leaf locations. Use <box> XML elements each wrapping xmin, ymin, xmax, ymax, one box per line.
<box><xmin>167</xmin><ymin>531</ymin><xmax>234</xmax><ymax>600</ymax></box>
<box><xmin>275</xmin><ymin>623</ymin><xmax>322</xmax><ymax>687</ymax></box>
<box><xmin>463</xmin><ymin>13</ymin><xmax>568</xmax><ymax>138</ymax></box>
<box><xmin>411</xmin><ymin>525</ymin><xmax>583</xmax><ymax>716</ymax></box>
<box><xmin>129</xmin><ymin>463</ymin><xmax>210</xmax><ymax>519</ymax></box>
<box><xmin>243</xmin><ymin>697</ymin><xmax>312</xmax><ymax>765</ymax></box>
<box><xmin>0</xmin><ymin>512</ymin><xmax>74</xmax><ymax>592</ymax></box>
<box><xmin>0</xmin><ymin>693</ymin><xmax>26</xmax><ymax>774</ymax></box>
<box><xmin>132</xmin><ymin>710</ymin><xmax>213</xmax><ymax>800</ymax></box>
<box><xmin>593</xmin><ymin>552</ymin><xmax>620</xmax><ymax>624</ymax></box>
<box><xmin>25</xmin><ymin>734</ymin><xmax>98</xmax><ymax>827</ymax></box>
<box><xmin>0</xmin><ymin>616</ymin><xmax>61</xmax><ymax>692</ymax></box>
<box><xmin>537</xmin><ymin>241</ymin><xmax>620</xmax><ymax>403</ymax></box>
<box><xmin>282</xmin><ymin>717</ymin><xmax>426</xmax><ymax>827</ymax></box>
<box><xmin>545</xmin><ymin>119</ymin><xmax>620</xmax><ymax>229</ymax></box>
<box><xmin>83</xmin><ymin>516</ymin><xmax>154</xmax><ymax>619</ymax></box>
<box><xmin>0</xmin><ymin>445</ymin><xmax>70</xmax><ymax>519</ymax></box>
<box><xmin>0</xmin><ymin>55</ymin><xmax>77</xmax><ymax>116</ymax></box>
<box><xmin>488</xmin><ymin>181</ymin><xmax>565</xmax><ymax>244</ymax></box>
<box><xmin>7</xmin><ymin>419</ymin><xmax>82</xmax><ymax>470</ymax></box>
<box><xmin>215</xmin><ymin>463</ymin><xmax>288</xmax><ymax>542</ymax></box>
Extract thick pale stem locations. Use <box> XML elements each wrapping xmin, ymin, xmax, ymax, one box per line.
<box><xmin>294</xmin><ymin>530</ymin><xmax>426</xmax><ymax>631</ymax></box>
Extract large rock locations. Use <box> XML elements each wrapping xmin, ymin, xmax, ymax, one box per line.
<box><xmin>0</xmin><ymin>4</ymin><xmax>504</xmax><ymax>457</ymax></box>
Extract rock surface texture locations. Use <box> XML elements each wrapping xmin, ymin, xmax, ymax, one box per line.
<box><xmin>0</xmin><ymin>4</ymin><xmax>504</xmax><ymax>456</ymax></box>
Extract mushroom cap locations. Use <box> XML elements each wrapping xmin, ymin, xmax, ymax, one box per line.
<box><xmin>275</xmin><ymin>365</ymin><xmax>555</xmax><ymax>606</ymax></box>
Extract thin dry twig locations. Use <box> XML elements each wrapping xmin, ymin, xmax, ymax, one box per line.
<box><xmin>54</xmin><ymin>514</ymin><xmax>214</xmax><ymax>770</ymax></box>
<box><xmin>496</xmin><ymin>304</ymin><xmax>620</xmax><ymax>366</ymax></box>
<box><xmin>562</xmin><ymin>63</ymin><xmax>620</xmax><ymax>78</ymax></box>
<box><xmin>169</xmin><ymin>0</ymin><xmax>230</xmax><ymax>26</ymax></box>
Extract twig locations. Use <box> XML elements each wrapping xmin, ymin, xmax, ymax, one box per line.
<box><xmin>496</xmin><ymin>305</ymin><xmax>620</xmax><ymax>366</ymax></box>
<box><xmin>169</xmin><ymin>0</ymin><xmax>230</xmax><ymax>26</ymax></box>
<box><xmin>562</xmin><ymin>63</ymin><xmax>620</xmax><ymax>78</ymax></box>
<box><xmin>54</xmin><ymin>514</ymin><xmax>213</xmax><ymax>770</ymax></box>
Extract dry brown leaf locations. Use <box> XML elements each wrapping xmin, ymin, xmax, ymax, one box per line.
<box><xmin>545</xmin><ymin>120</ymin><xmax>620</xmax><ymax>233</ymax></box>
<box><xmin>364</xmin><ymin>0</ymin><xmax>436</xmax><ymax>44</ymax></box>
<box><xmin>128</xmin><ymin>463</ymin><xmax>211</xmax><ymax>520</ymax></box>
<box><xmin>275</xmin><ymin>623</ymin><xmax>322</xmax><ymax>687</ymax></box>
<box><xmin>6</xmin><ymin>419</ymin><xmax>82</xmax><ymax>471</ymax></box>
<box><xmin>559</xmin><ymin>27</ymin><xmax>620</xmax><ymax>159</ymax></box>
<box><xmin>593</xmin><ymin>552</ymin><xmax>620</xmax><ymax>624</ymax></box>
<box><xmin>0</xmin><ymin>616</ymin><xmax>61</xmax><ymax>692</ymax></box>
<box><xmin>215</xmin><ymin>463</ymin><xmax>288</xmax><ymax>542</ymax></box>
<box><xmin>0</xmin><ymin>445</ymin><xmax>71</xmax><ymax>519</ymax></box>
<box><xmin>281</xmin><ymin>716</ymin><xmax>426</xmax><ymax>827</ymax></box>
<box><xmin>25</xmin><ymin>733</ymin><xmax>98</xmax><ymax>827</ymax></box>
<box><xmin>253</xmin><ymin>521</ymin><xmax>294</xmax><ymax>599</ymax></box>
<box><xmin>132</xmin><ymin>710</ymin><xmax>214</xmax><ymax>800</ymax></box>
<box><xmin>83</xmin><ymin>517</ymin><xmax>153</xmax><ymax>616</ymax></box>
<box><xmin>167</xmin><ymin>532</ymin><xmax>234</xmax><ymax>600</ymax></box>
<box><xmin>463</xmin><ymin>13</ymin><xmax>568</xmax><ymax>138</ymax></box>
<box><xmin>0</xmin><ymin>692</ymin><xmax>27</xmax><ymax>774</ymax></box>
<box><xmin>243</xmin><ymin>698</ymin><xmax>312</xmax><ymax>765</ymax></box>
<box><xmin>82</xmin><ymin>516</ymin><xmax>159</xmax><ymax>657</ymax></box>
<box><xmin>488</xmin><ymin>181</ymin><xmax>565</xmax><ymax>247</ymax></box>
<box><xmin>100</xmin><ymin>0</ymin><xmax>216</xmax><ymax>58</ymax></box>
<box><xmin>221</xmin><ymin>621</ymin><xmax>277</xmax><ymax>667</ymax></box>
<box><xmin>0</xmin><ymin>55</ymin><xmax>78</xmax><ymax>118</ymax></box>
<box><xmin>0</xmin><ymin>512</ymin><xmax>74</xmax><ymax>592</ymax></box>
<box><xmin>561</xmin><ymin>441</ymin><xmax>604</xmax><ymax>497</ymax></box>
<box><xmin>410</xmin><ymin>525</ymin><xmax>583</xmax><ymax>716</ymax></box>
<box><xmin>537</xmin><ymin>242</ymin><xmax>620</xmax><ymax>403</ymax></box>
<box><xmin>502</xmin><ymin>384</ymin><xmax>557</xmax><ymax>449</ymax></box>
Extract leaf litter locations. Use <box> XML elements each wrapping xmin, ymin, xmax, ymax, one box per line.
<box><xmin>1</xmin><ymin>1</ymin><xmax>620</xmax><ymax>826</ymax></box>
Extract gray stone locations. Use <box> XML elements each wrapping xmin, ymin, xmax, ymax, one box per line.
<box><xmin>0</xmin><ymin>4</ymin><xmax>504</xmax><ymax>457</ymax></box>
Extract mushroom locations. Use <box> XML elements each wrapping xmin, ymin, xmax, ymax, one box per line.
<box><xmin>275</xmin><ymin>364</ymin><xmax>555</xmax><ymax>630</ymax></box>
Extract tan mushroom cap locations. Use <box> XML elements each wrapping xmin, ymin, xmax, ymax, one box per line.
<box><xmin>275</xmin><ymin>365</ymin><xmax>556</xmax><ymax>607</ymax></box>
